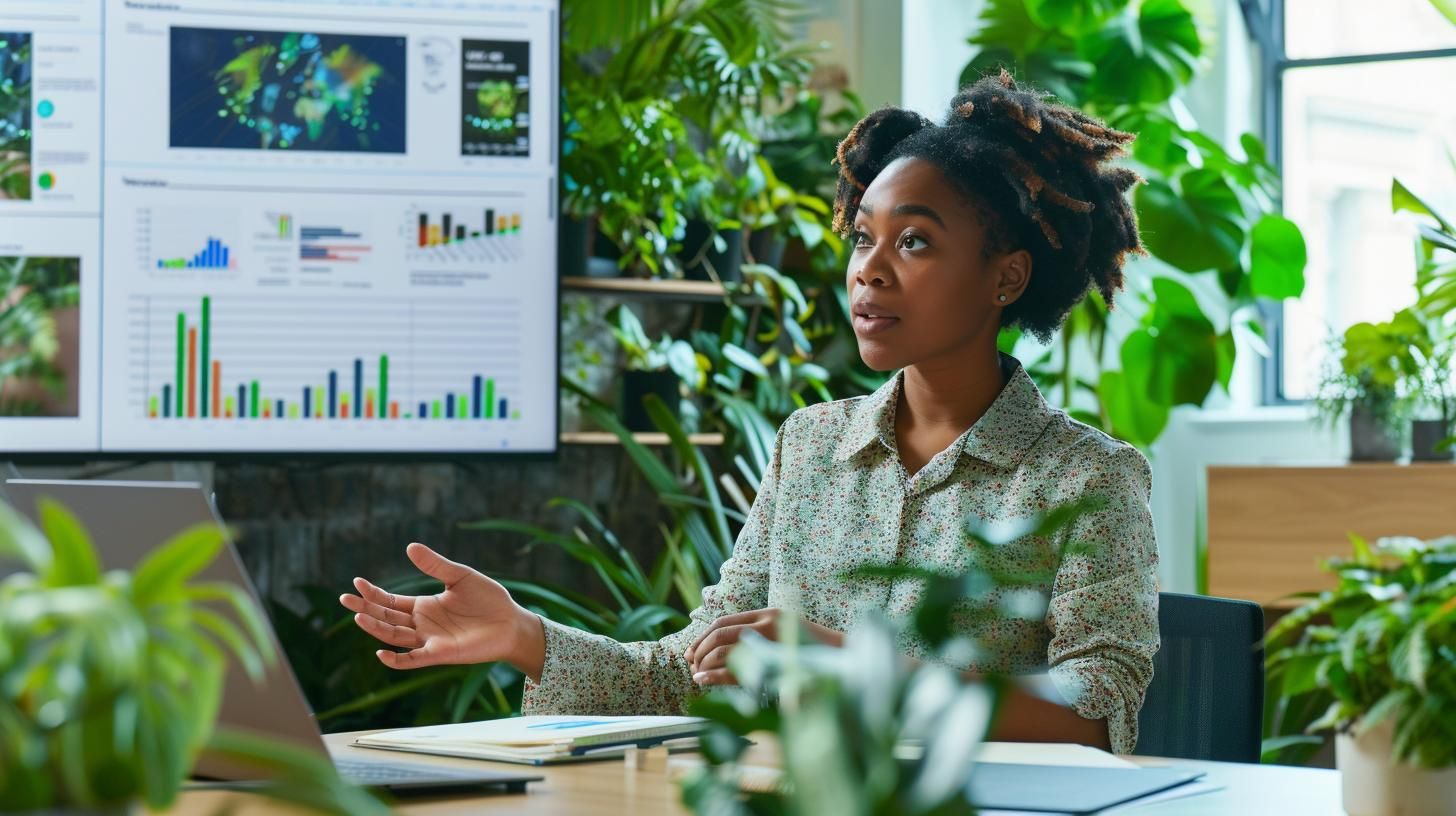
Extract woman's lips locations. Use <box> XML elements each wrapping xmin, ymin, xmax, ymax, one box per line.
<box><xmin>852</xmin><ymin>314</ymin><xmax>900</xmax><ymax>336</ymax></box>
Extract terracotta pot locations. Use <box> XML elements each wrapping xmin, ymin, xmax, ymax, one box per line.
<box><xmin>1337</xmin><ymin>720</ymin><xmax>1456</xmax><ymax>816</ymax></box>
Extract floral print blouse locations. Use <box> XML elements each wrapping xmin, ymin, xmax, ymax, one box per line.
<box><xmin>522</xmin><ymin>356</ymin><xmax>1160</xmax><ymax>754</ymax></box>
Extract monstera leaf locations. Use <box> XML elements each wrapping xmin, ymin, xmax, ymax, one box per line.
<box><xmin>1136</xmin><ymin>170</ymin><xmax>1246</xmax><ymax>274</ymax></box>
<box><xmin>1079</xmin><ymin>0</ymin><xmax>1202</xmax><ymax>106</ymax></box>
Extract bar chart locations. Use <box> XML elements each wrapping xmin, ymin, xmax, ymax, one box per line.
<box><xmin>156</xmin><ymin>236</ymin><xmax>238</xmax><ymax>270</ymax></box>
<box><xmin>129</xmin><ymin>293</ymin><xmax>525</xmax><ymax>427</ymax></box>
<box><xmin>405</xmin><ymin>206</ymin><xmax>522</xmax><ymax>264</ymax></box>
<box><xmin>300</xmin><ymin>223</ymin><xmax>374</xmax><ymax>264</ymax></box>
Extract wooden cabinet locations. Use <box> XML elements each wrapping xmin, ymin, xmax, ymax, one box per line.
<box><xmin>1206</xmin><ymin>464</ymin><xmax>1456</xmax><ymax>607</ymax></box>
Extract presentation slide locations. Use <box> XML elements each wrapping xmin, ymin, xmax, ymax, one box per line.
<box><xmin>1</xmin><ymin>0</ymin><xmax>559</xmax><ymax>457</ymax></box>
<box><xmin>0</xmin><ymin>1</ymin><xmax>102</xmax><ymax>454</ymax></box>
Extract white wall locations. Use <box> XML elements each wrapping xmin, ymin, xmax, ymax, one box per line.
<box><xmin>900</xmin><ymin>0</ymin><xmax>983</xmax><ymax>119</ymax></box>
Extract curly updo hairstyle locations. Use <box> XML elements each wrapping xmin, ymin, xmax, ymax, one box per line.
<box><xmin>832</xmin><ymin>70</ymin><xmax>1145</xmax><ymax>341</ymax></box>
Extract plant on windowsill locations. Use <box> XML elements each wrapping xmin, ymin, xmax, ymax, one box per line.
<box><xmin>1394</xmin><ymin>178</ymin><xmax>1456</xmax><ymax>461</ymax></box>
<box><xmin>0</xmin><ymin>500</ymin><xmax>389</xmax><ymax>816</ymax></box>
<box><xmin>1313</xmin><ymin>309</ymin><xmax>1429</xmax><ymax>462</ymax></box>
<box><xmin>1263</xmin><ymin>534</ymin><xmax>1456</xmax><ymax>816</ymax></box>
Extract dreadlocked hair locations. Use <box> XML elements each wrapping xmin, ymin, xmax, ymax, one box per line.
<box><xmin>831</xmin><ymin>70</ymin><xmax>1145</xmax><ymax>341</ymax></box>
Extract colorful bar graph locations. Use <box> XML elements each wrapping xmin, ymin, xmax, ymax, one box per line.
<box><xmin>149</xmin><ymin>294</ymin><xmax>525</xmax><ymax>425</ymax></box>
<box><xmin>413</xmin><ymin>209</ymin><xmax>522</xmax><ymax>247</ymax></box>
<box><xmin>157</xmin><ymin>237</ymin><xmax>236</xmax><ymax>270</ymax></box>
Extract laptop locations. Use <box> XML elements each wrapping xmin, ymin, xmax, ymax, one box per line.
<box><xmin>1</xmin><ymin>479</ymin><xmax>542</xmax><ymax>795</ymax></box>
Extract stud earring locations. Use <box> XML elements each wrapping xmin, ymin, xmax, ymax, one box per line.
<box><xmin>997</xmin><ymin>294</ymin><xmax>1008</xmax><ymax>303</ymax></box>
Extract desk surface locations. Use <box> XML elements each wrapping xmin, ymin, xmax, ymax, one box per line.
<box><xmin>165</xmin><ymin>730</ymin><xmax>1342</xmax><ymax>815</ymax></box>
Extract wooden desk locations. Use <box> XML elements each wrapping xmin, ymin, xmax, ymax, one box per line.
<box><xmin>163</xmin><ymin>731</ymin><xmax>1342</xmax><ymax>815</ymax></box>
<box><xmin>1207</xmin><ymin>464</ymin><xmax>1456</xmax><ymax>606</ymax></box>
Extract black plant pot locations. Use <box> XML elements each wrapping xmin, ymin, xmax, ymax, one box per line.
<box><xmin>558</xmin><ymin>214</ymin><xmax>590</xmax><ymax>279</ymax></box>
<box><xmin>621</xmin><ymin>370</ymin><xmax>680</xmax><ymax>432</ymax></box>
<box><xmin>747</xmin><ymin>228</ymin><xmax>787</xmax><ymax>270</ymax></box>
<box><xmin>1411</xmin><ymin>419</ymin><xmax>1454</xmax><ymax>462</ymax></box>
<box><xmin>1349</xmin><ymin>406</ymin><xmax>1400</xmax><ymax>462</ymax></box>
<box><xmin>682</xmin><ymin>220</ymin><xmax>743</xmax><ymax>283</ymax></box>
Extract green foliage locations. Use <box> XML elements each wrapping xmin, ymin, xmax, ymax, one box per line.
<box><xmin>1313</xmin><ymin>308</ymin><xmax>1448</xmax><ymax>431</ymax></box>
<box><xmin>607</xmin><ymin>304</ymin><xmax>707</xmax><ymax>390</ymax></box>
<box><xmin>560</xmin><ymin>0</ymin><xmax>814</xmax><ymax>276</ymax></box>
<box><xmin>1392</xmin><ymin>175</ymin><xmax>1456</xmax><ymax>424</ymax></box>
<box><xmin>1263</xmin><ymin>534</ymin><xmax>1456</xmax><ymax>769</ymax></box>
<box><xmin>0</xmin><ymin>500</ymin><xmax>385</xmax><ymax>813</ymax></box>
<box><xmin>0</xmin><ymin>256</ymin><xmax>81</xmax><ymax>416</ymax></box>
<box><xmin>964</xmin><ymin>0</ymin><xmax>1308</xmax><ymax>446</ymax></box>
<box><xmin>0</xmin><ymin>31</ymin><xmax>32</xmax><ymax>201</ymax></box>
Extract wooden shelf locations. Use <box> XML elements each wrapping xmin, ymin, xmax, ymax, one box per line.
<box><xmin>561</xmin><ymin>276</ymin><xmax>760</xmax><ymax>303</ymax></box>
<box><xmin>560</xmin><ymin>431</ymin><xmax>724</xmax><ymax>447</ymax></box>
<box><xmin>1207</xmin><ymin>464</ymin><xmax>1456</xmax><ymax>607</ymax></box>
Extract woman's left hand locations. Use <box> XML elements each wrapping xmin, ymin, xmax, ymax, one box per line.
<box><xmin>684</xmin><ymin>608</ymin><xmax>844</xmax><ymax>686</ymax></box>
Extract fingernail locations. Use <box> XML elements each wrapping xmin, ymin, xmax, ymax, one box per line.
<box><xmin>692</xmin><ymin>672</ymin><xmax>707</xmax><ymax>684</ymax></box>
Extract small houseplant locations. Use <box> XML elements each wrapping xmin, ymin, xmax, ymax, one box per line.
<box><xmin>1394</xmin><ymin>178</ymin><xmax>1456</xmax><ymax>461</ymax></box>
<box><xmin>1264</xmin><ymin>533</ymin><xmax>1456</xmax><ymax>815</ymax></box>
<box><xmin>1313</xmin><ymin>310</ymin><xmax>1429</xmax><ymax>461</ymax></box>
<box><xmin>607</xmin><ymin>304</ymin><xmax>707</xmax><ymax>432</ymax></box>
<box><xmin>0</xmin><ymin>499</ymin><xmax>388</xmax><ymax>814</ymax></box>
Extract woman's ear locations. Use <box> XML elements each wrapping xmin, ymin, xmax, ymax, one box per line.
<box><xmin>993</xmin><ymin>249</ymin><xmax>1032</xmax><ymax>306</ymax></box>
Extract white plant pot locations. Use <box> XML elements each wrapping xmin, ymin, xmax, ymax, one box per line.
<box><xmin>1337</xmin><ymin>720</ymin><xmax>1456</xmax><ymax>815</ymax></box>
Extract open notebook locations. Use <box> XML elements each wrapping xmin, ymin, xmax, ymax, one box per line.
<box><xmin>354</xmin><ymin>715</ymin><xmax>706</xmax><ymax>765</ymax></box>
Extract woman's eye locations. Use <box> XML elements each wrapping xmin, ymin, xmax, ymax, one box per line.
<box><xmin>850</xmin><ymin>229</ymin><xmax>871</xmax><ymax>248</ymax></box>
<box><xmin>899</xmin><ymin>234</ymin><xmax>927</xmax><ymax>250</ymax></box>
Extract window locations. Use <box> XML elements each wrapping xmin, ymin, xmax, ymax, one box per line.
<box><xmin>1248</xmin><ymin>0</ymin><xmax>1456</xmax><ymax>401</ymax></box>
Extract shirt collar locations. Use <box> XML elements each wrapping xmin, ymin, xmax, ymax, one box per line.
<box><xmin>831</xmin><ymin>355</ymin><xmax>1057</xmax><ymax>471</ymax></box>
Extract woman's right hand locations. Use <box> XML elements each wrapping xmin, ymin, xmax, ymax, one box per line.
<box><xmin>339</xmin><ymin>542</ymin><xmax>545</xmax><ymax>678</ymax></box>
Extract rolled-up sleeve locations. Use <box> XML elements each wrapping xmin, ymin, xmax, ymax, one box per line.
<box><xmin>1046</xmin><ymin>443</ymin><xmax>1160</xmax><ymax>755</ymax></box>
<box><xmin>520</xmin><ymin>421</ymin><xmax>786</xmax><ymax>715</ymax></box>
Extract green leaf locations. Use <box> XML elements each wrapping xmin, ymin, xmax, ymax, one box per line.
<box><xmin>1393</xmin><ymin>178</ymin><xmax>1455</xmax><ymax>233</ymax></box>
<box><xmin>131</xmin><ymin>523</ymin><xmax>226</xmax><ymax>604</ymax></box>
<box><xmin>1249</xmin><ymin>214</ymin><xmax>1308</xmax><ymax>299</ymax></box>
<box><xmin>1079</xmin><ymin>0</ymin><xmax>1201</xmax><ymax>106</ymax></box>
<box><xmin>1099</xmin><ymin>369</ymin><xmax>1169</xmax><ymax>448</ymax></box>
<box><xmin>1025</xmin><ymin>0</ymin><xmax>1127</xmax><ymax>33</ymax></box>
<box><xmin>1136</xmin><ymin>172</ymin><xmax>1245</xmax><ymax>273</ymax></box>
<box><xmin>1434</xmin><ymin>0</ymin><xmax>1456</xmax><ymax>28</ymax></box>
<box><xmin>1392</xmin><ymin>622</ymin><xmax>1432</xmax><ymax>692</ymax></box>
<box><xmin>37</xmin><ymin>498</ymin><xmax>101</xmax><ymax>588</ymax></box>
<box><xmin>0</xmin><ymin>499</ymin><xmax>50</xmax><ymax>572</ymax></box>
<box><xmin>723</xmin><ymin>342</ymin><xmax>769</xmax><ymax>377</ymax></box>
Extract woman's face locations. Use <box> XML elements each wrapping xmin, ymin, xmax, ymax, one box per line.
<box><xmin>845</xmin><ymin>156</ymin><xmax>1028</xmax><ymax>372</ymax></box>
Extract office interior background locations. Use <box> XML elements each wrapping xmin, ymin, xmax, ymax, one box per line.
<box><xmin>3</xmin><ymin>0</ymin><xmax>1456</xmax><ymax>813</ymax></box>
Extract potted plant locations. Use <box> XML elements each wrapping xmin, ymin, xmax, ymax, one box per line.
<box><xmin>1409</xmin><ymin>332</ymin><xmax>1455</xmax><ymax>462</ymax></box>
<box><xmin>1314</xmin><ymin>311</ymin><xmax>1428</xmax><ymax>461</ymax></box>
<box><xmin>0</xmin><ymin>499</ymin><xmax>387</xmax><ymax>815</ymax></box>
<box><xmin>1264</xmin><ymin>534</ymin><xmax>1456</xmax><ymax>816</ymax></box>
<box><xmin>1394</xmin><ymin>179</ymin><xmax>1456</xmax><ymax>462</ymax></box>
<box><xmin>607</xmin><ymin>304</ymin><xmax>706</xmax><ymax>432</ymax></box>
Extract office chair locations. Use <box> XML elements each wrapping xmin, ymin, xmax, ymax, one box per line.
<box><xmin>1133</xmin><ymin>592</ymin><xmax>1265</xmax><ymax>763</ymax></box>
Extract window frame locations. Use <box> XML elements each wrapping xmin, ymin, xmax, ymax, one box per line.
<box><xmin>1239</xmin><ymin>0</ymin><xmax>1456</xmax><ymax>404</ymax></box>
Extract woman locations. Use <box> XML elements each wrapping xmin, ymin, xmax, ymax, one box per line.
<box><xmin>340</xmin><ymin>72</ymin><xmax>1159</xmax><ymax>754</ymax></box>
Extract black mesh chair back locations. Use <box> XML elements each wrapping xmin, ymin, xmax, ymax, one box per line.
<box><xmin>1134</xmin><ymin>592</ymin><xmax>1264</xmax><ymax>763</ymax></box>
